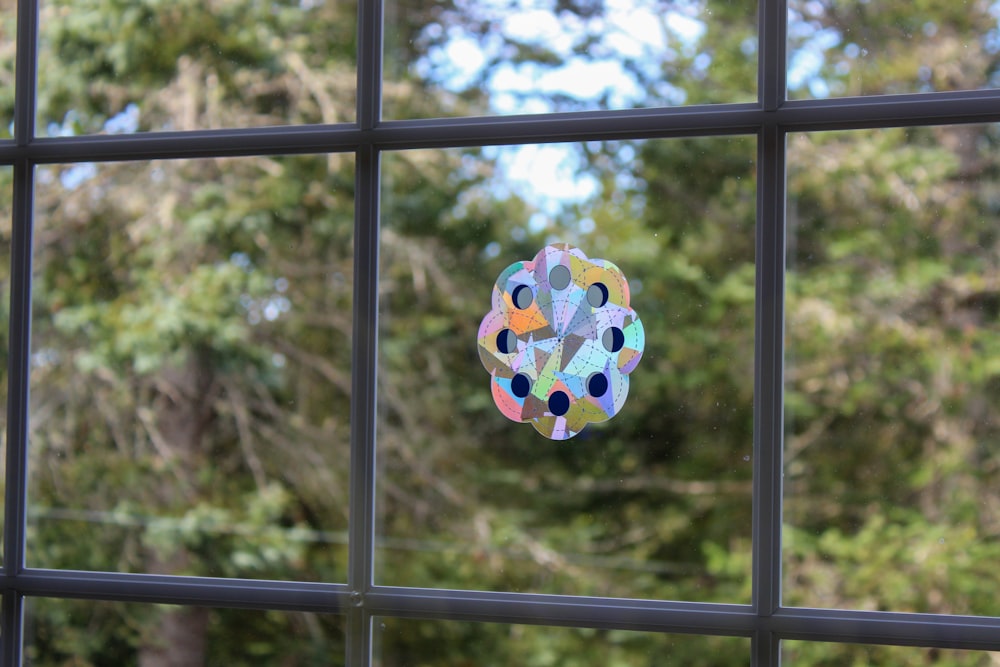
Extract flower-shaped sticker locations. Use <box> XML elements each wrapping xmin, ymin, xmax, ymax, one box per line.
<box><xmin>478</xmin><ymin>243</ymin><xmax>644</xmax><ymax>440</ymax></box>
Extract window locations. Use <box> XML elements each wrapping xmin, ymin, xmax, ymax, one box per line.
<box><xmin>2</xmin><ymin>0</ymin><xmax>1000</xmax><ymax>664</ymax></box>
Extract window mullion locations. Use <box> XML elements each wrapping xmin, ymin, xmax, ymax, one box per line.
<box><xmin>5</xmin><ymin>0</ymin><xmax>40</xmax><ymax>663</ymax></box>
<box><xmin>357</xmin><ymin>0</ymin><xmax>384</xmax><ymax>132</ymax></box>
<box><xmin>753</xmin><ymin>0</ymin><xmax>787</xmax><ymax>663</ymax></box>
<box><xmin>759</xmin><ymin>0</ymin><xmax>787</xmax><ymax>112</ymax></box>
<box><xmin>13</xmin><ymin>0</ymin><xmax>38</xmax><ymax>146</ymax></box>
<box><xmin>3</xmin><ymin>163</ymin><xmax>33</xmax><ymax>667</ymax></box>
<box><xmin>347</xmin><ymin>143</ymin><xmax>380</xmax><ymax>667</ymax></box>
<box><xmin>752</xmin><ymin>121</ymin><xmax>787</xmax><ymax>666</ymax></box>
<box><xmin>753</xmin><ymin>630</ymin><xmax>782</xmax><ymax>667</ymax></box>
<box><xmin>348</xmin><ymin>0</ymin><xmax>384</xmax><ymax>663</ymax></box>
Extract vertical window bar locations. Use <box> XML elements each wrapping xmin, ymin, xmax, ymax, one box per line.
<box><xmin>5</xmin><ymin>0</ymin><xmax>40</xmax><ymax>662</ymax></box>
<box><xmin>755</xmin><ymin>0</ymin><xmax>788</xmax><ymax>662</ymax></box>
<box><xmin>349</xmin><ymin>0</ymin><xmax>385</xmax><ymax>665</ymax></box>
<box><xmin>1</xmin><ymin>167</ymin><xmax>32</xmax><ymax>667</ymax></box>
<box><xmin>753</xmin><ymin>631</ymin><xmax>782</xmax><ymax>666</ymax></box>
<box><xmin>752</xmin><ymin>122</ymin><xmax>786</xmax><ymax>666</ymax></box>
<box><xmin>12</xmin><ymin>0</ymin><xmax>37</xmax><ymax>145</ymax></box>
<box><xmin>357</xmin><ymin>0</ymin><xmax>384</xmax><ymax>132</ymax></box>
<box><xmin>759</xmin><ymin>0</ymin><xmax>788</xmax><ymax>112</ymax></box>
<box><xmin>347</xmin><ymin>144</ymin><xmax>381</xmax><ymax>667</ymax></box>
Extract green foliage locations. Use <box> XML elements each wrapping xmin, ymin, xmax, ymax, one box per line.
<box><xmin>782</xmin><ymin>121</ymin><xmax>1000</xmax><ymax>661</ymax></box>
<box><xmin>376</xmin><ymin>618</ymin><xmax>749</xmax><ymax>667</ymax></box>
<box><xmin>38</xmin><ymin>0</ymin><xmax>359</xmax><ymax>132</ymax></box>
<box><xmin>27</xmin><ymin>598</ymin><xmax>345</xmax><ymax>667</ymax></box>
<box><xmin>4</xmin><ymin>0</ymin><xmax>1000</xmax><ymax>664</ymax></box>
<box><xmin>783</xmin><ymin>638</ymin><xmax>1000</xmax><ymax>667</ymax></box>
<box><xmin>789</xmin><ymin>0</ymin><xmax>1000</xmax><ymax>97</ymax></box>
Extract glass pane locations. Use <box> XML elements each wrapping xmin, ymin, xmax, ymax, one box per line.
<box><xmin>783</xmin><ymin>640</ymin><xmax>1000</xmax><ymax>666</ymax></box>
<box><xmin>0</xmin><ymin>165</ymin><xmax>11</xmax><ymax>563</ymax></box>
<box><xmin>788</xmin><ymin>0</ymin><xmax>1000</xmax><ymax>99</ymax></box>
<box><xmin>375</xmin><ymin>617</ymin><xmax>749</xmax><ymax>666</ymax></box>
<box><xmin>36</xmin><ymin>0</ymin><xmax>358</xmax><ymax>135</ymax></box>
<box><xmin>26</xmin><ymin>597</ymin><xmax>345</xmax><ymax>665</ymax></box>
<box><xmin>0</xmin><ymin>0</ymin><xmax>14</xmax><ymax>139</ymax></box>
<box><xmin>384</xmin><ymin>0</ymin><xmax>758</xmax><ymax>119</ymax></box>
<box><xmin>377</xmin><ymin>137</ymin><xmax>756</xmax><ymax>600</ymax></box>
<box><xmin>28</xmin><ymin>155</ymin><xmax>354</xmax><ymax>580</ymax></box>
<box><xmin>785</xmin><ymin>126</ymin><xmax>1000</xmax><ymax>614</ymax></box>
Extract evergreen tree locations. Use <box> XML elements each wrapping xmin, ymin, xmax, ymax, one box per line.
<box><xmin>3</xmin><ymin>0</ymin><xmax>1000</xmax><ymax>664</ymax></box>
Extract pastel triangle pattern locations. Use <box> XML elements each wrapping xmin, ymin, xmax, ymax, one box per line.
<box><xmin>477</xmin><ymin>243</ymin><xmax>645</xmax><ymax>440</ymax></box>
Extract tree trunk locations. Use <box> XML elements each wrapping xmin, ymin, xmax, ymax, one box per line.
<box><xmin>138</xmin><ymin>348</ymin><xmax>218</xmax><ymax>667</ymax></box>
<box><xmin>138</xmin><ymin>606</ymin><xmax>210</xmax><ymax>667</ymax></box>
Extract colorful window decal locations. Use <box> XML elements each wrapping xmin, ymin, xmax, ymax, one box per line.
<box><xmin>477</xmin><ymin>243</ymin><xmax>645</xmax><ymax>440</ymax></box>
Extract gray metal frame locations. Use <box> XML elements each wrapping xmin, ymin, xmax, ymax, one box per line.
<box><xmin>3</xmin><ymin>0</ymin><xmax>1000</xmax><ymax>664</ymax></box>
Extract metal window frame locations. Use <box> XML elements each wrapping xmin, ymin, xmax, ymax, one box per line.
<box><xmin>3</xmin><ymin>0</ymin><xmax>1000</xmax><ymax>664</ymax></box>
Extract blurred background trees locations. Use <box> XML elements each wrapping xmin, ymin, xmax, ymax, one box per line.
<box><xmin>0</xmin><ymin>0</ymin><xmax>999</xmax><ymax>665</ymax></box>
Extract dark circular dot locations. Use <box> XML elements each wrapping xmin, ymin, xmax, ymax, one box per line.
<box><xmin>511</xmin><ymin>373</ymin><xmax>531</xmax><ymax>398</ymax></box>
<box><xmin>587</xmin><ymin>372</ymin><xmax>608</xmax><ymax>398</ymax></box>
<box><xmin>549</xmin><ymin>264</ymin><xmax>571</xmax><ymax>290</ymax></box>
<box><xmin>496</xmin><ymin>329</ymin><xmax>517</xmax><ymax>354</ymax></box>
<box><xmin>586</xmin><ymin>282</ymin><xmax>609</xmax><ymax>308</ymax></box>
<box><xmin>548</xmin><ymin>390</ymin><xmax>570</xmax><ymax>416</ymax></box>
<box><xmin>602</xmin><ymin>327</ymin><xmax>624</xmax><ymax>353</ymax></box>
<box><xmin>512</xmin><ymin>284</ymin><xmax>533</xmax><ymax>309</ymax></box>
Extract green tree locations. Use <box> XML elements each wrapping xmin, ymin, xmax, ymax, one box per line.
<box><xmin>7</xmin><ymin>0</ymin><xmax>1000</xmax><ymax>665</ymax></box>
<box><xmin>16</xmin><ymin>0</ymin><xmax>492</xmax><ymax>664</ymax></box>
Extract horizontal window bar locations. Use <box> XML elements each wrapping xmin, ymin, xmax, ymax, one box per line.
<box><xmin>367</xmin><ymin>104</ymin><xmax>762</xmax><ymax>147</ymax></box>
<box><xmin>369</xmin><ymin>590</ymin><xmax>1000</xmax><ymax>653</ymax></box>
<box><xmin>366</xmin><ymin>587</ymin><xmax>754</xmax><ymax>636</ymax></box>
<box><xmin>3</xmin><ymin>90</ymin><xmax>1000</xmax><ymax>166</ymax></box>
<box><xmin>9</xmin><ymin>570</ymin><xmax>351</xmax><ymax>612</ymax></box>
<box><xmin>779</xmin><ymin>89</ymin><xmax>1000</xmax><ymax>131</ymax></box>
<box><xmin>9</xmin><ymin>572</ymin><xmax>1000</xmax><ymax>652</ymax></box>
<box><xmin>0</xmin><ymin>104</ymin><xmax>761</xmax><ymax>165</ymax></box>
<box><xmin>772</xmin><ymin>607</ymin><xmax>1000</xmax><ymax>653</ymax></box>
<box><xmin>0</xmin><ymin>125</ymin><xmax>364</xmax><ymax>164</ymax></box>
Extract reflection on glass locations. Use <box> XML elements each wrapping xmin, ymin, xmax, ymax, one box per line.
<box><xmin>36</xmin><ymin>0</ymin><xmax>358</xmax><ymax>134</ymax></box>
<box><xmin>26</xmin><ymin>597</ymin><xmax>345</xmax><ymax>665</ymax></box>
<box><xmin>785</xmin><ymin>126</ymin><xmax>1000</xmax><ymax>614</ymax></box>
<box><xmin>383</xmin><ymin>0</ymin><xmax>757</xmax><ymax>119</ymax></box>
<box><xmin>375</xmin><ymin>617</ymin><xmax>749</xmax><ymax>667</ymax></box>
<box><xmin>783</xmin><ymin>640</ymin><xmax>1000</xmax><ymax>666</ymax></box>
<box><xmin>377</xmin><ymin>138</ymin><xmax>756</xmax><ymax>601</ymax></box>
<box><xmin>788</xmin><ymin>0</ymin><xmax>1000</xmax><ymax>99</ymax></box>
<box><xmin>0</xmin><ymin>0</ymin><xmax>14</xmax><ymax>138</ymax></box>
<box><xmin>28</xmin><ymin>156</ymin><xmax>354</xmax><ymax>580</ymax></box>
